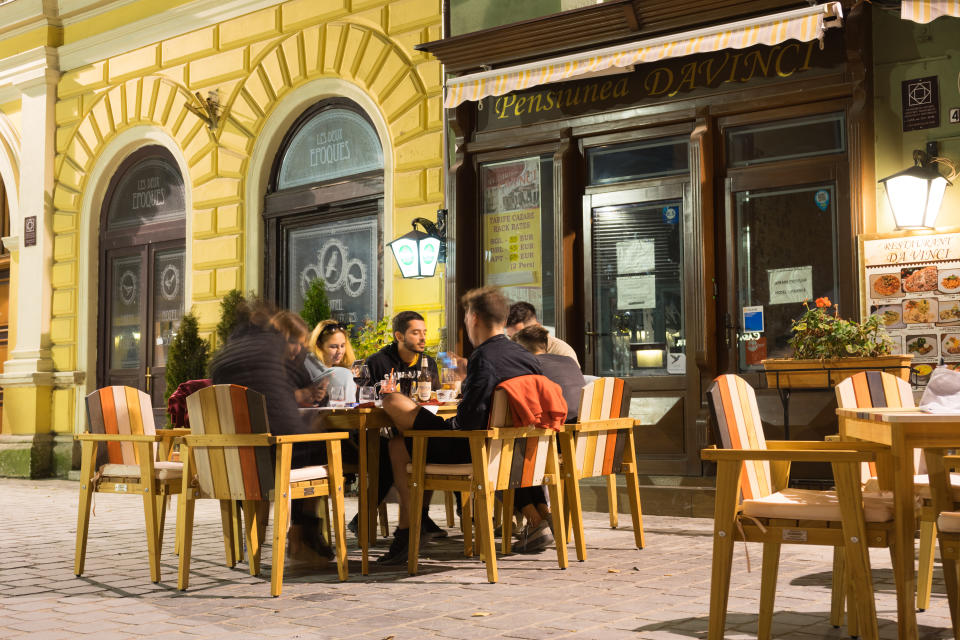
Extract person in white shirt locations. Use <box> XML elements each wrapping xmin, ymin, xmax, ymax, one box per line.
<box><xmin>504</xmin><ymin>301</ymin><xmax>579</xmax><ymax>365</ymax></box>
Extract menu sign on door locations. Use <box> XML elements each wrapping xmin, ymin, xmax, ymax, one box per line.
<box><xmin>862</xmin><ymin>231</ymin><xmax>960</xmax><ymax>385</ymax></box>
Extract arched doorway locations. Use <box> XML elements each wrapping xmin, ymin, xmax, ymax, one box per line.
<box><xmin>96</xmin><ymin>146</ymin><xmax>186</xmax><ymax>416</ymax></box>
<box><xmin>263</xmin><ymin>99</ymin><xmax>384</xmax><ymax>324</ymax></box>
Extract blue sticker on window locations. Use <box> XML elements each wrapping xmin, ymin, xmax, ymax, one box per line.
<box><xmin>662</xmin><ymin>206</ymin><xmax>679</xmax><ymax>224</ymax></box>
<box><xmin>743</xmin><ymin>306</ymin><xmax>764</xmax><ymax>333</ymax></box>
<box><xmin>814</xmin><ymin>189</ymin><xmax>830</xmax><ymax>212</ymax></box>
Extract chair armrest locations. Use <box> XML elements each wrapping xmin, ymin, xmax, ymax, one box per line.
<box><xmin>407</xmin><ymin>429</ymin><xmax>491</xmax><ymax>439</ymax></box>
<box><xmin>272</xmin><ymin>432</ymin><xmax>349</xmax><ymax>443</ymax></box>
<box><xmin>76</xmin><ymin>433</ymin><xmax>163</xmax><ymax>442</ymax></box>
<box><xmin>156</xmin><ymin>428</ymin><xmax>190</xmax><ymax>438</ymax></box>
<box><xmin>571</xmin><ymin>418</ymin><xmax>635</xmax><ymax>433</ymax></box>
<box><xmin>767</xmin><ymin>440</ymin><xmax>890</xmax><ymax>452</ymax></box>
<box><xmin>701</xmin><ymin>446</ymin><xmax>875</xmax><ymax>463</ymax></box>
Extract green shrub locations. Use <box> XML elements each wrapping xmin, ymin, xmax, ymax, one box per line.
<box><xmin>215</xmin><ymin>289</ymin><xmax>246</xmax><ymax>347</ymax></box>
<box><xmin>352</xmin><ymin>317</ymin><xmax>393</xmax><ymax>360</ymax></box>
<box><xmin>165</xmin><ymin>312</ymin><xmax>210</xmax><ymax>402</ymax></box>
<box><xmin>300</xmin><ymin>279</ymin><xmax>331</xmax><ymax>330</ymax></box>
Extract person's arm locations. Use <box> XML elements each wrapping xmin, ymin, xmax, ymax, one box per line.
<box><xmin>448</xmin><ymin>357</ymin><xmax>495</xmax><ymax>431</ymax></box>
<box><xmin>428</xmin><ymin>355</ymin><xmax>440</xmax><ymax>389</ymax></box>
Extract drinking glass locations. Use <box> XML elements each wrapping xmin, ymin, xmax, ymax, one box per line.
<box><xmin>329</xmin><ymin>385</ymin><xmax>346</xmax><ymax>407</ymax></box>
<box><xmin>358</xmin><ymin>386</ymin><xmax>376</xmax><ymax>404</ymax></box>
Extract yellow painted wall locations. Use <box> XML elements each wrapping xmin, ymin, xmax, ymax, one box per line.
<box><xmin>48</xmin><ymin>0</ymin><xmax>445</xmax><ymax>433</ymax></box>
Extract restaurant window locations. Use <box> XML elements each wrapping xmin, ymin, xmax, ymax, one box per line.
<box><xmin>588</xmin><ymin>136</ymin><xmax>689</xmax><ymax>185</ymax></box>
<box><xmin>727</xmin><ymin>112</ymin><xmax>845</xmax><ymax>168</ymax></box>
<box><xmin>480</xmin><ymin>155</ymin><xmax>555</xmax><ymax>328</ymax></box>
<box><xmin>266</xmin><ymin>100</ymin><xmax>384</xmax><ymax>325</ymax></box>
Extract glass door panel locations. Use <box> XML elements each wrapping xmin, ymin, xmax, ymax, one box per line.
<box><xmin>735</xmin><ymin>183</ymin><xmax>838</xmax><ymax>371</ymax></box>
<box><xmin>590</xmin><ymin>198</ymin><xmax>684</xmax><ymax>377</ymax></box>
<box><xmin>109</xmin><ymin>253</ymin><xmax>145</xmax><ymax>372</ymax></box>
<box><xmin>150</xmin><ymin>247</ymin><xmax>186</xmax><ymax>406</ymax></box>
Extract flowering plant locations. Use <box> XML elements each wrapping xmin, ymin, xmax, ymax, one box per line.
<box><xmin>788</xmin><ymin>297</ymin><xmax>893</xmax><ymax>360</ymax></box>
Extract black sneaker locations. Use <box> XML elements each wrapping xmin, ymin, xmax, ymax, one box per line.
<box><xmin>376</xmin><ymin>528</ymin><xmax>410</xmax><ymax>566</ymax></box>
<box><xmin>302</xmin><ymin>524</ymin><xmax>336</xmax><ymax>561</ymax></box>
<box><xmin>422</xmin><ymin>515</ymin><xmax>448</xmax><ymax>540</ymax></box>
<box><xmin>347</xmin><ymin>514</ymin><xmax>359</xmax><ymax>536</ymax></box>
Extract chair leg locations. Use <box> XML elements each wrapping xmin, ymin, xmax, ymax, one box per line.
<box><xmin>758</xmin><ymin>543</ymin><xmax>781</xmax><ymax>640</ymax></box>
<box><xmin>271</xmin><ymin>443</ymin><xmax>293</xmax><ymax>597</ymax></box>
<box><xmin>917</xmin><ymin>517</ymin><xmax>937</xmax><ymax>612</ymax></box>
<box><xmin>175</xmin><ymin>493</ymin><xmax>186</xmax><ymax>556</ymax></box>
<box><xmin>445</xmin><ymin>491</ymin><xmax>455</xmax><ymax>527</ymax></box>
<box><xmin>408</xmin><ymin>437</ymin><xmax>428</xmax><ymax>576</ymax></box>
<box><xmin>546</xmin><ymin>437</ymin><xmax>568</xmax><ymax>570</ymax></box>
<box><xmin>156</xmin><ymin>494</ymin><xmax>168</xmax><ymax>556</ymax></box>
<box><xmin>378</xmin><ymin>502</ymin><xmax>389</xmax><ymax>538</ymax></box>
<box><xmin>846</xmin><ymin>569</ymin><xmax>860</xmax><ymax>638</ymax></box>
<box><xmin>624</xmin><ymin>432</ymin><xmax>645</xmax><ymax>549</ymax></box>
<box><xmin>708</xmin><ymin>460</ymin><xmax>740</xmax><ymax>640</ymax></box>
<box><xmin>176</xmin><ymin>492</ymin><xmax>196</xmax><ymax>591</ymax></box>
<box><xmin>142</xmin><ymin>486</ymin><xmax>161</xmax><ymax>583</ymax></box>
<box><xmin>942</xmin><ymin>546</ymin><xmax>960</xmax><ymax>638</ymax></box>
<box><xmin>74</xmin><ymin>440</ymin><xmax>97</xmax><ymax>577</ymax></box>
<box><xmin>607</xmin><ymin>474</ymin><xmax>619</xmax><ymax>528</ymax></box>
<box><xmin>461</xmin><ymin>491</ymin><xmax>474</xmax><ymax>557</ymax></box>
<box><xmin>501</xmin><ymin>489</ymin><xmax>515</xmax><ymax>554</ymax></box>
<box><xmin>232</xmin><ymin>500</ymin><xmax>244</xmax><ymax>564</ymax></box>
<box><xmin>242</xmin><ymin>500</ymin><xmax>261</xmax><ymax>576</ymax></box>
<box><xmin>833</xmin><ymin>460</ymin><xmax>878</xmax><ymax>640</ymax></box>
<box><xmin>219</xmin><ymin>500</ymin><xmax>237</xmax><ymax>568</ymax></box>
<box><xmin>559</xmin><ymin>433</ymin><xmax>586</xmax><ymax>562</ymax></box>
<box><xmin>829</xmin><ymin>546</ymin><xmax>845</xmax><ymax>628</ymax></box>
<box><xmin>326</xmin><ymin>440</ymin><xmax>349</xmax><ymax>582</ymax></box>
<box><xmin>469</xmin><ymin>438</ymin><xmax>498</xmax><ymax>584</ymax></box>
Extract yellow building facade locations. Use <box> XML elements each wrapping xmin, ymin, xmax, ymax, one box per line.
<box><xmin>0</xmin><ymin>0</ymin><xmax>446</xmax><ymax>477</ymax></box>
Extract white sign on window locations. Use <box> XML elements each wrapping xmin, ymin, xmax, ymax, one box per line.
<box><xmin>768</xmin><ymin>266</ymin><xmax>812</xmax><ymax>305</ymax></box>
<box><xmin>616</xmin><ymin>239</ymin><xmax>655</xmax><ymax>274</ymax></box>
<box><xmin>617</xmin><ymin>275</ymin><xmax>656</xmax><ymax>309</ymax></box>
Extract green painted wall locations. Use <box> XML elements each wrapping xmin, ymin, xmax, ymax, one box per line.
<box><xmin>873</xmin><ymin>7</ymin><xmax>960</xmax><ymax>232</ymax></box>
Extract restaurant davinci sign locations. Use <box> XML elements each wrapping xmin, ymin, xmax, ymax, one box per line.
<box><xmin>863</xmin><ymin>233</ymin><xmax>960</xmax><ymax>267</ymax></box>
<box><xmin>476</xmin><ymin>32</ymin><xmax>842</xmax><ymax>131</ymax></box>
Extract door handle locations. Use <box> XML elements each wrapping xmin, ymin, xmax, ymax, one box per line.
<box><xmin>723</xmin><ymin>313</ymin><xmax>739</xmax><ymax>349</ymax></box>
<box><xmin>144</xmin><ymin>367</ymin><xmax>153</xmax><ymax>395</ymax></box>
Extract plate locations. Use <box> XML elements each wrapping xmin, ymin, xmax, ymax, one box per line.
<box><xmin>903</xmin><ymin>298</ymin><xmax>938</xmax><ymax>324</ymax></box>
<box><xmin>869</xmin><ymin>272</ymin><xmax>903</xmax><ymax>298</ymax></box>
<box><xmin>906</xmin><ymin>334</ymin><xmax>938</xmax><ymax>357</ymax></box>
<box><xmin>902</xmin><ymin>266</ymin><xmax>939</xmax><ymax>293</ymax></box>
<box><xmin>943</xmin><ymin>334</ymin><xmax>960</xmax><ymax>357</ymax></box>
<box><xmin>871</xmin><ymin>304</ymin><xmax>904</xmax><ymax>329</ymax></box>
<box><xmin>940</xmin><ymin>300</ymin><xmax>960</xmax><ymax>325</ymax></box>
<box><xmin>940</xmin><ymin>268</ymin><xmax>960</xmax><ymax>294</ymax></box>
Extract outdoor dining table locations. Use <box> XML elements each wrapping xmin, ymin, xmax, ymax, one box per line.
<box><xmin>300</xmin><ymin>401</ymin><xmax>458</xmax><ymax>575</ymax></box>
<box><xmin>836</xmin><ymin>406</ymin><xmax>960</xmax><ymax>639</ymax></box>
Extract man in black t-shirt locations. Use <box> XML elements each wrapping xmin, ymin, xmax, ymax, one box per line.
<box><xmin>376</xmin><ymin>287</ymin><xmax>543</xmax><ymax>564</ymax></box>
<box><xmin>364</xmin><ymin>311</ymin><xmax>439</xmax><ymax>388</ymax></box>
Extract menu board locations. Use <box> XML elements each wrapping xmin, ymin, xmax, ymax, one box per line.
<box><xmin>861</xmin><ymin>230</ymin><xmax>960</xmax><ymax>385</ymax></box>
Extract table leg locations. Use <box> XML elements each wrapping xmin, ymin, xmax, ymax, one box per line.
<box><xmin>891</xmin><ymin>438</ymin><xmax>918</xmax><ymax>639</ymax></box>
<box><xmin>358</xmin><ymin>426</ymin><xmax>370</xmax><ymax>575</ymax></box>
<box><xmin>366</xmin><ymin>427</ymin><xmax>380</xmax><ymax>552</ymax></box>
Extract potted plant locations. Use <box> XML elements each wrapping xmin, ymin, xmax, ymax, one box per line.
<box><xmin>762</xmin><ymin>297</ymin><xmax>912</xmax><ymax>388</ymax></box>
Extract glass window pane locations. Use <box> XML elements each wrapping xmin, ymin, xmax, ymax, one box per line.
<box><xmin>480</xmin><ymin>156</ymin><xmax>555</xmax><ymax>327</ymax></box>
<box><xmin>152</xmin><ymin>248</ymin><xmax>185</xmax><ymax>368</ymax></box>
<box><xmin>726</xmin><ymin>113</ymin><xmax>845</xmax><ymax>167</ymax></box>
<box><xmin>107</xmin><ymin>157</ymin><xmax>186</xmax><ymax>230</ymax></box>
<box><xmin>278</xmin><ymin>109</ymin><xmax>384</xmax><ymax>190</ymax></box>
<box><xmin>287</xmin><ymin>214</ymin><xmax>380</xmax><ymax>325</ymax></box>
<box><xmin>736</xmin><ymin>184</ymin><xmax>839</xmax><ymax>370</ymax></box>
<box><xmin>588</xmin><ymin>137</ymin><xmax>689</xmax><ymax>185</ymax></box>
<box><xmin>591</xmin><ymin>199</ymin><xmax>684</xmax><ymax>376</ymax></box>
<box><xmin>110</xmin><ymin>255</ymin><xmax>143</xmax><ymax>370</ymax></box>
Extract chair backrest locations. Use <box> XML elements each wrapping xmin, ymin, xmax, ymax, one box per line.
<box><xmin>706</xmin><ymin>374</ymin><xmax>773</xmax><ymax>500</ymax></box>
<box><xmin>573</xmin><ymin>377</ymin><xmax>632</xmax><ymax>478</ymax></box>
<box><xmin>484</xmin><ymin>388</ymin><xmax>554</xmax><ymax>491</ymax></box>
<box><xmin>835</xmin><ymin>370</ymin><xmax>919</xmax><ymax>476</ymax></box>
<box><xmin>185</xmin><ymin>384</ymin><xmax>275</xmax><ymax>501</ymax></box>
<box><xmin>86</xmin><ymin>386</ymin><xmax>156</xmax><ymax>468</ymax></box>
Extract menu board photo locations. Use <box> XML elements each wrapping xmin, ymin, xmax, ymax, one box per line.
<box><xmin>861</xmin><ymin>229</ymin><xmax>960</xmax><ymax>386</ymax></box>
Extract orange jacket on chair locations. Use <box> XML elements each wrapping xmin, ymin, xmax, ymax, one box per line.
<box><xmin>495</xmin><ymin>375</ymin><xmax>567</xmax><ymax>431</ymax></box>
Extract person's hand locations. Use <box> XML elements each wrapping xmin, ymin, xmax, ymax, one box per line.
<box><xmin>294</xmin><ymin>387</ymin><xmax>313</xmax><ymax>406</ymax></box>
<box><xmin>313</xmin><ymin>379</ymin><xmax>329</xmax><ymax>403</ymax></box>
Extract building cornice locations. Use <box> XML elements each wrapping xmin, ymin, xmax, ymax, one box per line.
<box><xmin>0</xmin><ymin>45</ymin><xmax>59</xmax><ymax>103</ymax></box>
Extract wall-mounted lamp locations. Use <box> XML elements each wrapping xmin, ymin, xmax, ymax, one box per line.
<box><xmin>185</xmin><ymin>90</ymin><xmax>222</xmax><ymax>131</ymax></box>
<box><xmin>879</xmin><ymin>147</ymin><xmax>953</xmax><ymax>230</ymax></box>
<box><xmin>387</xmin><ymin>209</ymin><xmax>447</xmax><ymax>279</ymax></box>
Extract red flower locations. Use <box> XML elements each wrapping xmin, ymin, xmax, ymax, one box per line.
<box><xmin>815</xmin><ymin>297</ymin><xmax>831</xmax><ymax>308</ymax></box>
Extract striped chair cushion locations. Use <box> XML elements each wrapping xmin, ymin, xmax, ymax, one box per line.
<box><xmin>86</xmin><ymin>386</ymin><xmax>156</xmax><ymax>468</ymax></box>
<box><xmin>938</xmin><ymin>511</ymin><xmax>960</xmax><ymax>533</ymax></box>
<box><xmin>864</xmin><ymin>473</ymin><xmax>960</xmax><ymax>500</ymax></box>
<box><xmin>187</xmin><ymin>385</ymin><xmax>275</xmax><ymax>501</ymax></box>
<box><xmin>707</xmin><ymin>375</ymin><xmax>772</xmax><ymax>501</ymax></box>
<box><xmin>289</xmin><ymin>465</ymin><xmax>328</xmax><ymax>483</ymax></box>
<box><xmin>742</xmin><ymin>488</ymin><xmax>897</xmax><ymax>523</ymax></box>
<box><xmin>101</xmin><ymin>461</ymin><xmax>183</xmax><ymax>480</ymax></box>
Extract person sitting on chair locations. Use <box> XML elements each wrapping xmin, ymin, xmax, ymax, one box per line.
<box><xmin>377</xmin><ymin>286</ymin><xmax>545</xmax><ymax>563</ymax></box>
<box><xmin>504</xmin><ymin>301</ymin><xmax>579</xmax><ymax>365</ymax></box>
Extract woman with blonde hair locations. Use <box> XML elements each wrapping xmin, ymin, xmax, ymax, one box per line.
<box><xmin>309</xmin><ymin>320</ymin><xmax>357</xmax><ymax>404</ymax></box>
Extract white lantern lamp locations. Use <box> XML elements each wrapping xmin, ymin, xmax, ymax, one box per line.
<box><xmin>388</xmin><ymin>209</ymin><xmax>447</xmax><ymax>279</ymax></box>
<box><xmin>879</xmin><ymin>149</ymin><xmax>951</xmax><ymax>230</ymax></box>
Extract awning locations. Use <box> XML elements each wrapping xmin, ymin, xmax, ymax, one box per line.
<box><xmin>901</xmin><ymin>0</ymin><xmax>960</xmax><ymax>23</ymax></box>
<box><xmin>444</xmin><ymin>2</ymin><xmax>844</xmax><ymax>109</ymax></box>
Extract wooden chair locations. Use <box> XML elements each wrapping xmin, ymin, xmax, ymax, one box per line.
<box><xmin>176</xmin><ymin>384</ymin><xmax>349</xmax><ymax>597</ymax></box>
<box><xmin>556</xmin><ymin>377</ymin><xmax>644</xmax><ymax>562</ymax></box>
<box><xmin>406</xmin><ymin>387</ymin><xmax>569</xmax><ymax>583</ymax></box>
<box><xmin>75</xmin><ymin>386</ymin><xmax>187</xmax><ymax>583</ymax></box>
<box><xmin>703</xmin><ymin>374</ymin><xmax>899</xmax><ymax>640</ymax></box>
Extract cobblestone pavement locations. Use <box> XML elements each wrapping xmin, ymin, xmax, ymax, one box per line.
<box><xmin>0</xmin><ymin>478</ymin><xmax>955</xmax><ymax>639</ymax></box>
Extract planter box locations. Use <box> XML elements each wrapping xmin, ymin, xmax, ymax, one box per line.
<box><xmin>762</xmin><ymin>355</ymin><xmax>914</xmax><ymax>389</ymax></box>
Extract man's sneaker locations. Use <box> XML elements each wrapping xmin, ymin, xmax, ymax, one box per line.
<box><xmin>377</xmin><ymin>527</ymin><xmax>424</xmax><ymax>566</ymax></box>
<box><xmin>347</xmin><ymin>514</ymin><xmax>359</xmax><ymax>536</ymax></box>
<box><xmin>422</xmin><ymin>515</ymin><xmax>449</xmax><ymax>540</ymax></box>
<box><xmin>514</xmin><ymin>519</ymin><xmax>553</xmax><ymax>554</ymax></box>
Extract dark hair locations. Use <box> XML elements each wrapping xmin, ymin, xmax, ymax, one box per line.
<box><xmin>393</xmin><ymin>310</ymin><xmax>425</xmax><ymax>336</ymax></box>
<box><xmin>513</xmin><ymin>325</ymin><xmax>549</xmax><ymax>353</ymax></box>
<box><xmin>461</xmin><ymin>286</ymin><xmax>509</xmax><ymax>328</ymax></box>
<box><xmin>507</xmin><ymin>301</ymin><xmax>537</xmax><ymax>327</ymax></box>
<box><xmin>270</xmin><ymin>310</ymin><xmax>309</xmax><ymax>342</ymax></box>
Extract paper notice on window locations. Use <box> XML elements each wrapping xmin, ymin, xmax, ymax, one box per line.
<box><xmin>768</xmin><ymin>266</ymin><xmax>813</xmax><ymax>305</ymax></box>
<box><xmin>617</xmin><ymin>239</ymin><xmax>655</xmax><ymax>274</ymax></box>
<box><xmin>617</xmin><ymin>275</ymin><xmax>656</xmax><ymax>309</ymax></box>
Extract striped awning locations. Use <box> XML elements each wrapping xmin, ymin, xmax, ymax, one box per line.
<box><xmin>444</xmin><ymin>2</ymin><xmax>844</xmax><ymax>109</ymax></box>
<box><xmin>901</xmin><ymin>0</ymin><xmax>960</xmax><ymax>23</ymax></box>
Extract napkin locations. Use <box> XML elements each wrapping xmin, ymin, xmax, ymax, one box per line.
<box><xmin>919</xmin><ymin>366</ymin><xmax>960</xmax><ymax>413</ymax></box>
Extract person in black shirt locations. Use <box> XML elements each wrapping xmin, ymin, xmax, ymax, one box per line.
<box><xmin>376</xmin><ymin>287</ymin><xmax>542</xmax><ymax>564</ymax></box>
<box><xmin>364</xmin><ymin>311</ymin><xmax>440</xmax><ymax>388</ymax></box>
<box><xmin>513</xmin><ymin>325</ymin><xmax>585</xmax><ymax>423</ymax></box>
